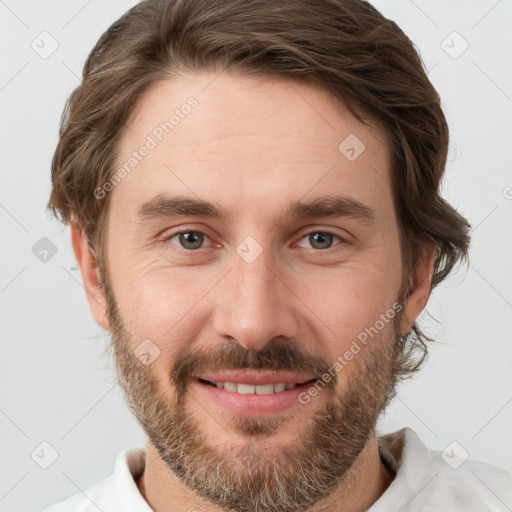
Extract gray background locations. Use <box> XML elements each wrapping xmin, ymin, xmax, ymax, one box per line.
<box><xmin>0</xmin><ymin>0</ymin><xmax>511</xmax><ymax>511</ymax></box>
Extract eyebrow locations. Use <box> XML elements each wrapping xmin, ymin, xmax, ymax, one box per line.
<box><xmin>136</xmin><ymin>194</ymin><xmax>376</xmax><ymax>225</ymax></box>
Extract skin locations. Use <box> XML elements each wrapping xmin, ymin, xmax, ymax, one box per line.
<box><xmin>71</xmin><ymin>71</ymin><xmax>434</xmax><ymax>512</ymax></box>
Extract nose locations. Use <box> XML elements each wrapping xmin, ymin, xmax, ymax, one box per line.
<box><xmin>212</xmin><ymin>240</ymin><xmax>298</xmax><ymax>351</ymax></box>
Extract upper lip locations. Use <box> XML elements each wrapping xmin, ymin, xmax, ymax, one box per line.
<box><xmin>195</xmin><ymin>370</ymin><xmax>316</xmax><ymax>386</ymax></box>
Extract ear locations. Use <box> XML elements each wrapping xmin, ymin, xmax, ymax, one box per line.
<box><xmin>400</xmin><ymin>244</ymin><xmax>436</xmax><ymax>336</ymax></box>
<box><xmin>70</xmin><ymin>218</ymin><xmax>109</xmax><ymax>330</ymax></box>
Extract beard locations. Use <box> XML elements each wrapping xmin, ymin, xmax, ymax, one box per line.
<box><xmin>100</xmin><ymin>264</ymin><xmax>406</xmax><ymax>512</ymax></box>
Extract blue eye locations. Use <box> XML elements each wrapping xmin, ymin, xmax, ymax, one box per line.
<box><xmin>164</xmin><ymin>229</ymin><xmax>346</xmax><ymax>255</ymax></box>
<box><xmin>297</xmin><ymin>231</ymin><xmax>344</xmax><ymax>250</ymax></box>
<box><xmin>167</xmin><ymin>231</ymin><xmax>207</xmax><ymax>251</ymax></box>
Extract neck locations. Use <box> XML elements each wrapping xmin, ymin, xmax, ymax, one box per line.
<box><xmin>136</xmin><ymin>435</ymin><xmax>393</xmax><ymax>512</ymax></box>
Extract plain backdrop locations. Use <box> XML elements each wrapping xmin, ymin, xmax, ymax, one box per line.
<box><xmin>0</xmin><ymin>0</ymin><xmax>511</xmax><ymax>511</ymax></box>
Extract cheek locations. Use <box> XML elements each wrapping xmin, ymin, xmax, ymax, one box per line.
<box><xmin>109</xmin><ymin>259</ymin><xmax>217</xmax><ymax>356</ymax></box>
<box><xmin>297</xmin><ymin>262</ymin><xmax>400</xmax><ymax>358</ymax></box>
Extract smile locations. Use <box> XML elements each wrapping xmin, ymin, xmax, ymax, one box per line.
<box><xmin>198</xmin><ymin>379</ymin><xmax>315</xmax><ymax>394</ymax></box>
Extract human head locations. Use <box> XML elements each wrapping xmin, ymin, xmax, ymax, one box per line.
<box><xmin>48</xmin><ymin>0</ymin><xmax>471</xmax><ymax>510</ymax></box>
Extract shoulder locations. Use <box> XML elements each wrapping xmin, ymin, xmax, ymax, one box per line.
<box><xmin>374</xmin><ymin>427</ymin><xmax>512</xmax><ymax>511</ymax></box>
<box><xmin>38</xmin><ymin>447</ymin><xmax>149</xmax><ymax>512</ymax></box>
<box><xmin>424</xmin><ymin>456</ymin><xmax>512</xmax><ymax>510</ymax></box>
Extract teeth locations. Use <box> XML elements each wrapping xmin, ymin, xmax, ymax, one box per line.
<box><xmin>224</xmin><ymin>382</ymin><xmax>238</xmax><ymax>392</ymax></box>
<box><xmin>209</xmin><ymin>381</ymin><xmax>298</xmax><ymax>394</ymax></box>
<box><xmin>255</xmin><ymin>383</ymin><xmax>274</xmax><ymax>395</ymax></box>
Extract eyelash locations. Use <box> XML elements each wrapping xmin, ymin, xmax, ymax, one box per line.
<box><xmin>163</xmin><ymin>228</ymin><xmax>348</xmax><ymax>255</ymax></box>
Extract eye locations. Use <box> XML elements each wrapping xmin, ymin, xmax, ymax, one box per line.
<box><xmin>164</xmin><ymin>229</ymin><xmax>347</xmax><ymax>254</ymax></box>
<box><xmin>166</xmin><ymin>230</ymin><xmax>211</xmax><ymax>251</ymax></box>
<box><xmin>297</xmin><ymin>231</ymin><xmax>345</xmax><ymax>250</ymax></box>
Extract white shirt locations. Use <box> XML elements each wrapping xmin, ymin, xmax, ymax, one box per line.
<box><xmin>39</xmin><ymin>427</ymin><xmax>512</xmax><ymax>512</ymax></box>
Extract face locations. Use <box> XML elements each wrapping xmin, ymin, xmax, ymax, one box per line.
<box><xmin>81</xmin><ymin>71</ymin><xmax>430</xmax><ymax>512</ymax></box>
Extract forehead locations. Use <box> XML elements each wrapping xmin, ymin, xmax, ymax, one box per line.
<box><xmin>112</xmin><ymin>71</ymin><xmax>393</xmax><ymax>222</ymax></box>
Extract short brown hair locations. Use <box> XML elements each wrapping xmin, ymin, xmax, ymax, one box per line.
<box><xmin>48</xmin><ymin>0</ymin><xmax>471</xmax><ymax>372</ymax></box>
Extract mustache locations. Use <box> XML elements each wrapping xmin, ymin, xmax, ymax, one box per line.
<box><xmin>171</xmin><ymin>341</ymin><xmax>336</xmax><ymax>394</ymax></box>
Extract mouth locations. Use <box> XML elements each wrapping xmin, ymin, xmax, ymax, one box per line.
<box><xmin>192</xmin><ymin>375</ymin><xmax>320</xmax><ymax>416</ymax></box>
<box><xmin>197</xmin><ymin>378</ymin><xmax>317</xmax><ymax>395</ymax></box>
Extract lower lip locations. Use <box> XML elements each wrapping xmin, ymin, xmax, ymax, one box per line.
<box><xmin>191</xmin><ymin>379</ymin><xmax>316</xmax><ymax>416</ymax></box>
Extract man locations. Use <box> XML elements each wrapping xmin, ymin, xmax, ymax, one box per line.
<box><xmin>41</xmin><ymin>0</ymin><xmax>512</xmax><ymax>511</ymax></box>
